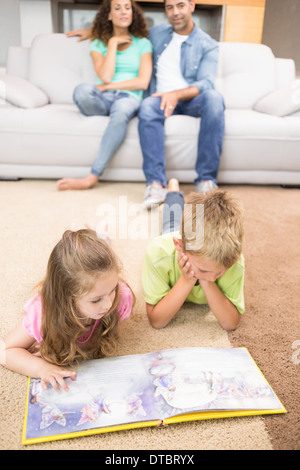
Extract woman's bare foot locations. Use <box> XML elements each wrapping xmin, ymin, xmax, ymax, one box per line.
<box><xmin>167</xmin><ymin>178</ymin><xmax>180</xmax><ymax>192</ymax></box>
<box><xmin>57</xmin><ymin>174</ymin><xmax>98</xmax><ymax>191</ymax></box>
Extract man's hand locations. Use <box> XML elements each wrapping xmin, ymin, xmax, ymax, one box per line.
<box><xmin>152</xmin><ymin>90</ymin><xmax>179</xmax><ymax>118</ymax></box>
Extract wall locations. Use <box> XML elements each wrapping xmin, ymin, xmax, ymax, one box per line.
<box><xmin>19</xmin><ymin>0</ymin><xmax>53</xmax><ymax>47</ymax></box>
<box><xmin>0</xmin><ymin>0</ymin><xmax>299</xmax><ymax>76</ymax></box>
<box><xmin>262</xmin><ymin>0</ymin><xmax>300</xmax><ymax>77</ymax></box>
<box><xmin>0</xmin><ymin>0</ymin><xmax>21</xmax><ymax>69</ymax></box>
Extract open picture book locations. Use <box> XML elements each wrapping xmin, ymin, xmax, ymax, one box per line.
<box><xmin>22</xmin><ymin>347</ymin><xmax>286</xmax><ymax>445</ymax></box>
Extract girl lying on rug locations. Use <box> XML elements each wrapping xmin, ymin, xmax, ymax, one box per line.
<box><xmin>1</xmin><ymin>229</ymin><xmax>134</xmax><ymax>392</ymax></box>
<box><xmin>142</xmin><ymin>179</ymin><xmax>245</xmax><ymax>331</ymax></box>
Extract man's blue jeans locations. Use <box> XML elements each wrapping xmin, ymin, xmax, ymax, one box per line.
<box><xmin>73</xmin><ymin>84</ymin><xmax>140</xmax><ymax>177</ymax></box>
<box><xmin>138</xmin><ymin>90</ymin><xmax>225</xmax><ymax>187</ymax></box>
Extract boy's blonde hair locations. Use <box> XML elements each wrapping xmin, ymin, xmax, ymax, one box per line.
<box><xmin>181</xmin><ymin>190</ymin><xmax>244</xmax><ymax>269</ymax></box>
<box><xmin>38</xmin><ymin>229</ymin><xmax>131</xmax><ymax>367</ymax></box>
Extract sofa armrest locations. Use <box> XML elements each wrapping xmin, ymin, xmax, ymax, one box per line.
<box><xmin>0</xmin><ymin>74</ymin><xmax>49</xmax><ymax>108</ymax></box>
<box><xmin>254</xmin><ymin>84</ymin><xmax>300</xmax><ymax>117</ymax></box>
<box><xmin>274</xmin><ymin>58</ymin><xmax>295</xmax><ymax>88</ymax></box>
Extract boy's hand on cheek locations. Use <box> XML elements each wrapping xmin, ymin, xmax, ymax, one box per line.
<box><xmin>195</xmin><ymin>268</ymin><xmax>224</xmax><ymax>284</ymax></box>
<box><xmin>186</xmin><ymin>256</ymin><xmax>222</xmax><ymax>284</ymax></box>
<box><xmin>177</xmin><ymin>251</ymin><xmax>198</xmax><ymax>284</ymax></box>
<box><xmin>174</xmin><ymin>237</ymin><xmax>197</xmax><ymax>284</ymax></box>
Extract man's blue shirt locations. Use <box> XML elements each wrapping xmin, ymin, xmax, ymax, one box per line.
<box><xmin>148</xmin><ymin>23</ymin><xmax>219</xmax><ymax>95</ymax></box>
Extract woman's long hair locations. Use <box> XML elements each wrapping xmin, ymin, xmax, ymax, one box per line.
<box><xmin>38</xmin><ymin>229</ymin><xmax>127</xmax><ymax>367</ymax></box>
<box><xmin>91</xmin><ymin>0</ymin><xmax>148</xmax><ymax>44</ymax></box>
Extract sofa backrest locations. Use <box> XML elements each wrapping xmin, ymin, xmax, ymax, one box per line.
<box><xmin>26</xmin><ymin>34</ymin><xmax>284</xmax><ymax>108</ymax></box>
<box><xmin>29</xmin><ymin>34</ymin><xmax>97</xmax><ymax>104</ymax></box>
<box><xmin>215</xmin><ymin>42</ymin><xmax>276</xmax><ymax>109</ymax></box>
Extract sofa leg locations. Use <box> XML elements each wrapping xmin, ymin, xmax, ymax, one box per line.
<box><xmin>280</xmin><ymin>184</ymin><xmax>300</xmax><ymax>189</ymax></box>
<box><xmin>0</xmin><ymin>176</ymin><xmax>21</xmax><ymax>181</ymax></box>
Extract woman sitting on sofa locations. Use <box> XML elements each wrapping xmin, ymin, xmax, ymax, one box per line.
<box><xmin>57</xmin><ymin>0</ymin><xmax>152</xmax><ymax>191</ymax></box>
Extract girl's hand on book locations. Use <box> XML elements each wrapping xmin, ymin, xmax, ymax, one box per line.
<box><xmin>40</xmin><ymin>363</ymin><xmax>76</xmax><ymax>392</ymax></box>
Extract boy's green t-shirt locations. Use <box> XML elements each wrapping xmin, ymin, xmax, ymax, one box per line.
<box><xmin>142</xmin><ymin>231</ymin><xmax>245</xmax><ymax>314</ymax></box>
<box><xmin>90</xmin><ymin>35</ymin><xmax>153</xmax><ymax>101</ymax></box>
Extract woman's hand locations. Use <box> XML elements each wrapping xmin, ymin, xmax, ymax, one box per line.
<box><xmin>108</xmin><ymin>35</ymin><xmax>132</xmax><ymax>48</ymax></box>
<box><xmin>39</xmin><ymin>363</ymin><xmax>76</xmax><ymax>392</ymax></box>
<box><xmin>66</xmin><ymin>29</ymin><xmax>91</xmax><ymax>42</ymax></box>
<box><xmin>96</xmin><ymin>83</ymin><xmax>109</xmax><ymax>93</ymax></box>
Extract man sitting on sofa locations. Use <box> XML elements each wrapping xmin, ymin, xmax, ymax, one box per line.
<box><xmin>139</xmin><ymin>0</ymin><xmax>225</xmax><ymax>208</ymax></box>
<box><xmin>67</xmin><ymin>0</ymin><xmax>225</xmax><ymax>208</ymax></box>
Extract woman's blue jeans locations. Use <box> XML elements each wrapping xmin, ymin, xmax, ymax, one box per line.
<box><xmin>138</xmin><ymin>89</ymin><xmax>225</xmax><ymax>187</ymax></box>
<box><xmin>73</xmin><ymin>84</ymin><xmax>140</xmax><ymax>177</ymax></box>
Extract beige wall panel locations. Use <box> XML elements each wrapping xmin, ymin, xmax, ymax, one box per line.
<box><xmin>224</xmin><ymin>5</ymin><xmax>265</xmax><ymax>43</ymax></box>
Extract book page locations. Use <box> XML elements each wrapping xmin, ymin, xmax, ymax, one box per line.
<box><xmin>24</xmin><ymin>353</ymin><xmax>161</xmax><ymax>442</ymax></box>
<box><xmin>144</xmin><ymin>348</ymin><xmax>284</xmax><ymax>419</ymax></box>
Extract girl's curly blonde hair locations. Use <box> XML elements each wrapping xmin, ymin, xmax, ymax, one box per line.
<box><xmin>38</xmin><ymin>229</ymin><xmax>131</xmax><ymax>367</ymax></box>
<box><xmin>91</xmin><ymin>0</ymin><xmax>149</xmax><ymax>44</ymax></box>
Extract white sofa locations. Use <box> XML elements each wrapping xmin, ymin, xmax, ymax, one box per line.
<box><xmin>1</xmin><ymin>33</ymin><xmax>300</xmax><ymax>185</ymax></box>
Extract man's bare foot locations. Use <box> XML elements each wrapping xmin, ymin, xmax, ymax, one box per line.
<box><xmin>57</xmin><ymin>174</ymin><xmax>98</xmax><ymax>191</ymax></box>
<box><xmin>167</xmin><ymin>178</ymin><xmax>180</xmax><ymax>192</ymax></box>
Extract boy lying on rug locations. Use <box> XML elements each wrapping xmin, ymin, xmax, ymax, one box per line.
<box><xmin>142</xmin><ymin>179</ymin><xmax>245</xmax><ymax>331</ymax></box>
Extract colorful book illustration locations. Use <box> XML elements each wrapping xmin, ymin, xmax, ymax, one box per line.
<box><xmin>22</xmin><ymin>347</ymin><xmax>286</xmax><ymax>445</ymax></box>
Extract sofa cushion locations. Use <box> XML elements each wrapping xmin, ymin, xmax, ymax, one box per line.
<box><xmin>215</xmin><ymin>43</ymin><xmax>276</xmax><ymax>109</ymax></box>
<box><xmin>1</xmin><ymin>104</ymin><xmax>299</xmax><ymax>184</ymax></box>
<box><xmin>219</xmin><ymin>110</ymin><xmax>300</xmax><ymax>171</ymax></box>
<box><xmin>29</xmin><ymin>34</ymin><xmax>97</xmax><ymax>104</ymax></box>
<box><xmin>0</xmin><ymin>74</ymin><xmax>49</xmax><ymax>108</ymax></box>
<box><xmin>1</xmin><ymin>105</ymin><xmax>296</xmax><ymax>164</ymax></box>
<box><xmin>254</xmin><ymin>86</ymin><xmax>300</xmax><ymax>116</ymax></box>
